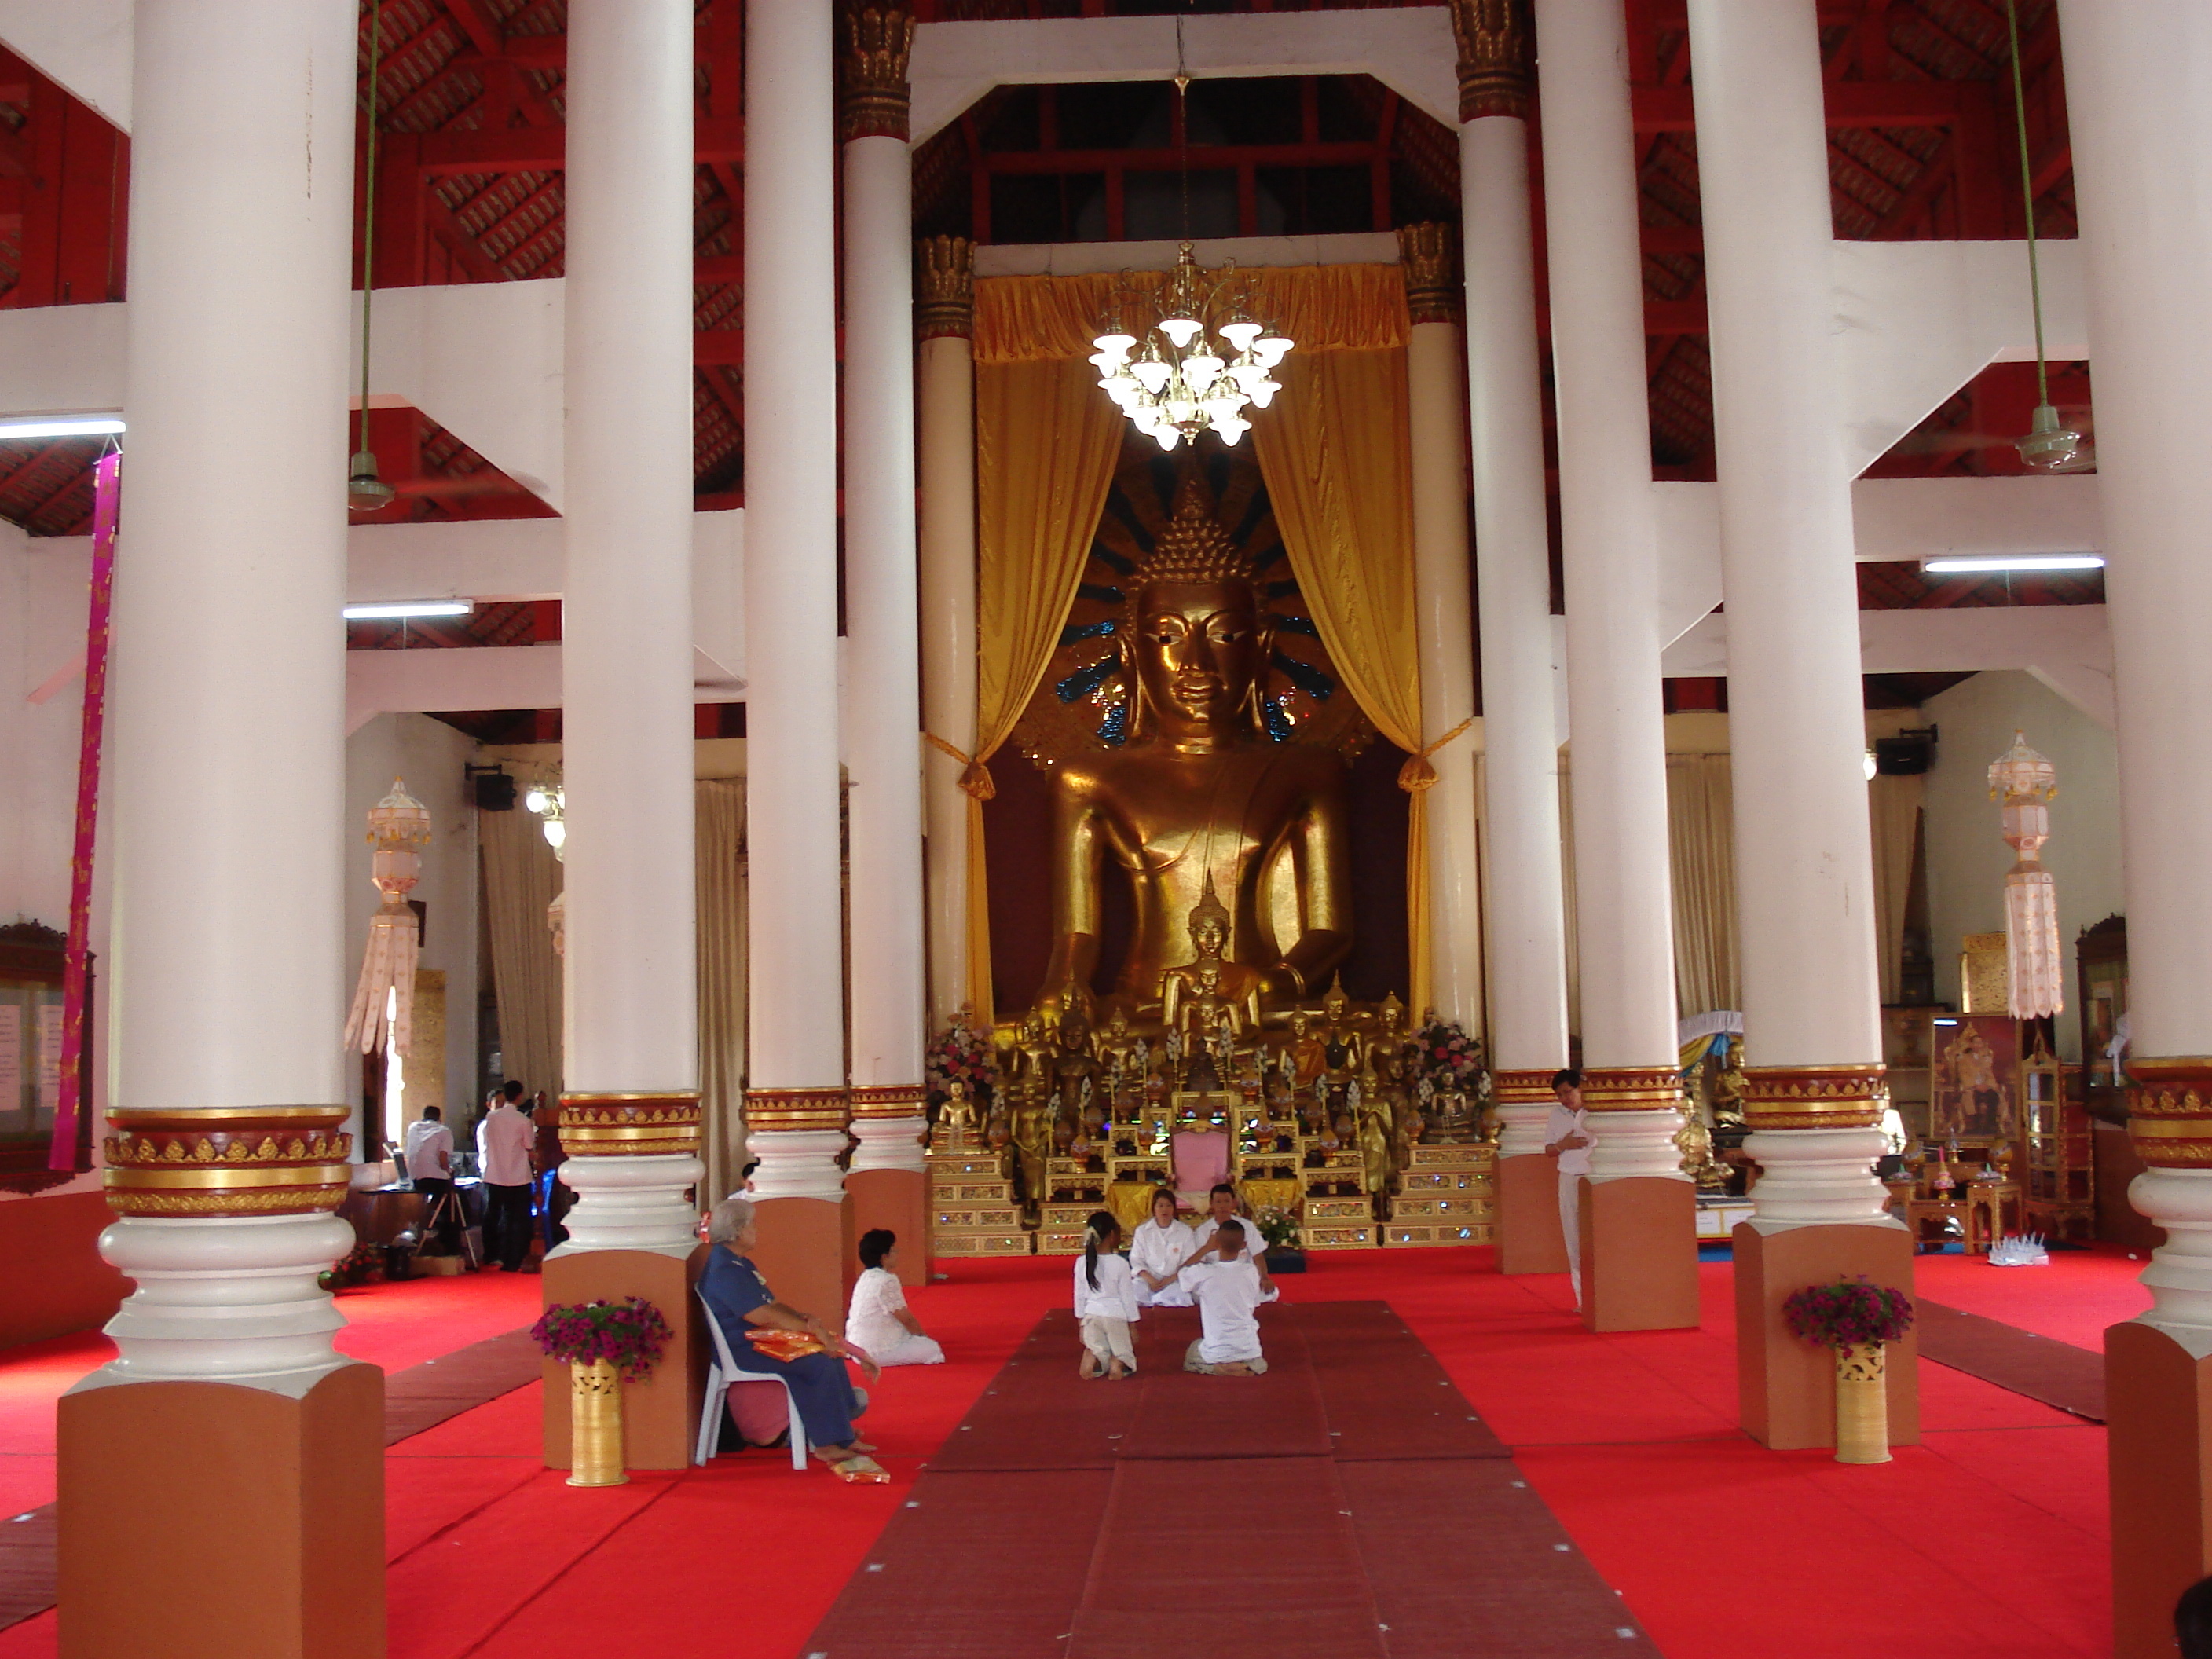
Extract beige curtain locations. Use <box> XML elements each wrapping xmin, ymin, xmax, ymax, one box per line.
<box><xmin>965</xmin><ymin>356</ymin><xmax>1126</xmax><ymax>1024</ymax></box>
<box><xmin>480</xmin><ymin>804</ymin><xmax>564</xmax><ymax>1108</ymax></box>
<box><xmin>696</xmin><ymin>778</ymin><xmax>749</xmax><ymax>1204</ymax></box>
<box><xmin>1665</xmin><ymin>754</ymin><xmax>1740</xmax><ymax>1019</ymax></box>
<box><xmin>1868</xmin><ymin>775</ymin><xmax>1924</xmax><ymax>1007</ymax></box>
<box><xmin>1251</xmin><ymin>346</ymin><xmax>1429</xmax><ymax>1013</ymax></box>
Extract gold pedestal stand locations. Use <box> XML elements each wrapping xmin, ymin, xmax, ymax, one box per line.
<box><xmin>928</xmin><ymin>1130</ymin><xmax>1033</xmax><ymax>1258</ymax></box>
<box><xmin>1383</xmin><ymin>1142</ymin><xmax>1496</xmax><ymax>1247</ymax></box>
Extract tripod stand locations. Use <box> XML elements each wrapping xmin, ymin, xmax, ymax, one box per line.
<box><xmin>418</xmin><ymin>1184</ymin><xmax>481</xmax><ymax>1270</ymax></box>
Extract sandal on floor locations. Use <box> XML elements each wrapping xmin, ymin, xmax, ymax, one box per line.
<box><xmin>825</xmin><ymin>1454</ymin><xmax>889</xmax><ymax>1484</ymax></box>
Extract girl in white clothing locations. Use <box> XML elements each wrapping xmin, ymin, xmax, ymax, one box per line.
<box><xmin>844</xmin><ymin>1229</ymin><xmax>945</xmax><ymax>1367</ymax></box>
<box><xmin>1072</xmin><ymin>1211</ymin><xmax>1140</xmax><ymax>1380</ymax></box>
<box><xmin>1129</xmin><ymin>1189</ymin><xmax>1196</xmax><ymax>1307</ymax></box>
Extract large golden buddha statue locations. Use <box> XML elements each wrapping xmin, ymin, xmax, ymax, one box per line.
<box><xmin>1034</xmin><ymin>485</ymin><xmax>1352</xmax><ymax>1021</ymax></box>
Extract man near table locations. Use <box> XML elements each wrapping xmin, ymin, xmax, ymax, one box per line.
<box><xmin>478</xmin><ymin>1080</ymin><xmax>537</xmax><ymax>1273</ymax></box>
<box><xmin>1544</xmin><ymin>1069</ymin><xmax>1594</xmax><ymax>1310</ymax></box>
<box><xmin>404</xmin><ymin>1105</ymin><xmax>460</xmax><ymax>1255</ymax></box>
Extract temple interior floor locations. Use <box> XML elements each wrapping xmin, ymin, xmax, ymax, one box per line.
<box><xmin>0</xmin><ymin>1245</ymin><xmax>2141</xmax><ymax>1657</ymax></box>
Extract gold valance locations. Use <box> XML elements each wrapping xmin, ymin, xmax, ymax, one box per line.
<box><xmin>972</xmin><ymin>263</ymin><xmax>1411</xmax><ymax>365</ymax></box>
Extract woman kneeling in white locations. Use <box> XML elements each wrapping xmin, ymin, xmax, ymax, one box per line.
<box><xmin>1130</xmin><ymin>1188</ymin><xmax>1196</xmax><ymax>1307</ymax></box>
<box><xmin>1181</xmin><ymin>1218</ymin><xmax>1278</xmax><ymax>1375</ymax></box>
<box><xmin>1074</xmin><ymin>1211</ymin><xmax>1140</xmax><ymax>1379</ymax></box>
<box><xmin>844</xmin><ymin>1229</ymin><xmax>945</xmax><ymax>1367</ymax></box>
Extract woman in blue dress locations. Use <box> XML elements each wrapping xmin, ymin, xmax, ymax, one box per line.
<box><xmin>698</xmin><ymin>1196</ymin><xmax>886</xmax><ymax>1481</ymax></box>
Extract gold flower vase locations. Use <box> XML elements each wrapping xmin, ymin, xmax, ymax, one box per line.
<box><xmin>567</xmin><ymin>1358</ymin><xmax>629</xmax><ymax>1487</ymax></box>
<box><xmin>1833</xmin><ymin>1342</ymin><xmax>1892</xmax><ymax>1465</ymax></box>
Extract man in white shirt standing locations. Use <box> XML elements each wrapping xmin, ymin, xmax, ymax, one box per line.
<box><xmin>478</xmin><ymin>1080</ymin><xmax>537</xmax><ymax>1272</ymax></box>
<box><xmin>404</xmin><ymin>1106</ymin><xmax>460</xmax><ymax>1255</ymax></box>
<box><xmin>1544</xmin><ymin>1068</ymin><xmax>1594</xmax><ymax>1310</ymax></box>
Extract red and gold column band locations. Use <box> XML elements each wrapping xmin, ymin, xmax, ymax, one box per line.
<box><xmin>1448</xmin><ymin>0</ymin><xmax>1534</xmax><ymax>123</ymax></box>
<box><xmin>849</xmin><ymin>1084</ymin><xmax>929</xmax><ymax>1121</ymax></box>
<box><xmin>1578</xmin><ymin>1068</ymin><xmax>1687</xmax><ymax>1112</ymax></box>
<box><xmin>559</xmin><ymin>1092</ymin><xmax>703</xmax><ymax>1158</ymax></box>
<box><xmin>2126</xmin><ymin>1058</ymin><xmax>2212</xmax><ymax>1169</ymax></box>
<box><xmin>1492</xmin><ymin>1069</ymin><xmax>1562</xmax><ymax>1107</ymax></box>
<box><xmin>102</xmin><ymin>1106</ymin><xmax>353</xmax><ymax>1218</ymax></box>
<box><xmin>1739</xmin><ymin>1064</ymin><xmax>1888</xmax><ymax>1131</ymax></box>
<box><xmin>745</xmin><ymin>1086</ymin><xmax>851</xmax><ymax>1134</ymax></box>
<box><xmin>1397</xmin><ymin>222</ymin><xmax>1459</xmax><ymax>327</ymax></box>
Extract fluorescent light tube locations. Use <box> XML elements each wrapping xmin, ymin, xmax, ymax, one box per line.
<box><xmin>0</xmin><ymin>415</ymin><xmax>125</xmax><ymax>440</ymax></box>
<box><xmin>343</xmin><ymin>600</ymin><xmax>473</xmax><ymax>621</ymax></box>
<box><xmin>1921</xmin><ymin>554</ymin><xmax>2104</xmax><ymax>574</ymax></box>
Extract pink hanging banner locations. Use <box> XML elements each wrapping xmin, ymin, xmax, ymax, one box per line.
<box><xmin>50</xmin><ymin>451</ymin><xmax>119</xmax><ymax>1171</ymax></box>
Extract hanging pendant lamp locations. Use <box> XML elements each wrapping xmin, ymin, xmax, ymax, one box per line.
<box><xmin>2005</xmin><ymin>0</ymin><xmax>2093</xmax><ymax>475</ymax></box>
<box><xmin>350</xmin><ymin>9</ymin><xmax>396</xmax><ymax>511</ymax></box>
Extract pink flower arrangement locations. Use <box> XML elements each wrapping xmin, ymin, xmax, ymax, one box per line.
<box><xmin>927</xmin><ymin>1008</ymin><xmax>998</xmax><ymax>1108</ymax></box>
<box><xmin>1782</xmin><ymin>1277</ymin><xmax>1914</xmax><ymax>1352</ymax></box>
<box><xmin>530</xmin><ymin>1298</ymin><xmax>673</xmax><ymax>1381</ymax></box>
<box><xmin>1414</xmin><ymin>1011</ymin><xmax>1486</xmax><ymax>1094</ymax></box>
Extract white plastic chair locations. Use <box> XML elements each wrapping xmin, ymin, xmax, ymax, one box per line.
<box><xmin>694</xmin><ymin>1287</ymin><xmax>810</xmax><ymax>1470</ymax></box>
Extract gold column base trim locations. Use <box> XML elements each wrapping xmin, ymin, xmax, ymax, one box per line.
<box><xmin>849</xmin><ymin>1085</ymin><xmax>928</xmax><ymax>1120</ymax></box>
<box><xmin>559</xmin><ymin>1092</ymin><xmax>703</xmax><ymax>1159</ymax></box>
<box><xmin>1740</xmin><ymin>1064</ymin><xmax>1887</xmax><ymax>1131</ymax></box>
<box><xmin>1579</xmin><ymin>1067</ymin><xmax>1686</xmax><ymax>1112</ymax></box>
<box><xmin>746</xmin><ymin>1086</ymin><xmax>851</xmax><ymax>1134</ymax></box>
<box><xmin>1490</xmin><ymin>1068</ymin><xmax>1560</xmax><ymax>1106</ymax></box>
<box><xmin>101</xmin><ymin>1105</ymin><xmax>353</xmax><ymax>1218</ymax></box>
<box><xmin>2128</xmin><ymin>1057</ymin><xmax>2212</xmax><ymax>1168</ymax></box>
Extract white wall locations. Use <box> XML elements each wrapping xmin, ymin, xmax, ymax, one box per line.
<box><xmin>343</xmin><ymin>714</ymin><xmax>481</xmax><ymax>1147</ymax></box>
<box><xmin>1921</xmin><ymin>669</ymin><xmax>2123</xmax><ymax>1058</ymax></box>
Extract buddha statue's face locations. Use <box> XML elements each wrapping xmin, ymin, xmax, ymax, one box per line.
<box><xmin>1291</xmin><ymin>1010</ymin><xmax>1309</xmax><ymax>1035</ymax></box>
<box><xmin>1108</xmin><ymin>1009</ymin><xmax>1129</xmax><ymax>1037</ymax></box>
<box><xmin>1129</xmin><ymin>579</ymin><xmax>1269</xmax><ymax>745</ymax></box>
<box><xmin>1191</xmin><ymin>914</ymin><xmax>1228</xmax><ymax>959</ymax></box>
<box><xmin>1324</xmin><ymin>988</ymin><xmax>1346</xmax><ymax>1020</ymax></box>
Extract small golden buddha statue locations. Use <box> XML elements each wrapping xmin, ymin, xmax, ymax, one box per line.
<box><xmin>1159</xmin><ymin>873</ymin><xmax>1265</xmax><ymax>1038</ymax></box>
<box><xmin>1093</xmin><ymin>1005</ymin><xmax>1143</xmax><ymax>1075</ymax></box>
<box><xmin>1288</xmin><ymin>1008</ymin><xmax>1328</xmax><ymax>1090</ymax></box>
<box><xmin>934</xmin><ymin>1079</ymin><xmax>978</xmax><ymax>1149</ymax></box>
<box><xmin>1033</xmin><ymin>483</ymin><xmax>1352</xmax><ymax>1020</ymax></box>
<box><xmin>1010</xmin><ymin>1011</ymin><xmax>1055</xmax><ymax>1093</ymax></box>
<box><xmin>1317</xmin><ymin>976</ymin><xmax>1364</xmax><ymax>1084</ymax></box>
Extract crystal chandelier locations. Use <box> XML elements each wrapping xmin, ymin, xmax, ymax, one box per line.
<box><xmin>1090</xmin><ymin>243</ymin><xmax>1294</xmax><ymax>451</ymax></box>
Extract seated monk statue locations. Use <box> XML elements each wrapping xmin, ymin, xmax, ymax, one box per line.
<box><xmin>1317</xmin><ymin>976</ymin><xmax>1365</xmax><ymax>1084</ymax></box>
<box><xmin>1287</xmin><ymin>1007</ymin><xmax>1328</xmax><ymax>1090</ymax></box>
<box><xmin>1159</xmin><ymin>873</ymin><xmax>1265</xmax><ymax>1040</ymax></box>
<box><xmin>1032</xmin><ymin>485</ymin><xmax>1352</xmax><ymax>1024</ymax></box>
<box><xmin>934</xmin><ymin>1079</ymin><xmax>978</xmax><ymax>1149</ymax></box>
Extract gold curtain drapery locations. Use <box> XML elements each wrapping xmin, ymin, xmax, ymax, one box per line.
<box><xmin>696</xmin><ymin>778</ymin><xmax>749</xmax><ymax>1205</ymax></box>
<box><xmin>1867</xmin><ymin>774</ymin><xmax>1924</xmax><ymax>1008</ymax></box>
<box><xmin>480</xmin><ymin>804</ymin><xmax>565</xmax><ymax>1110</ymax></box>
<box><xmin>972</xmin><ymin>264</ymin><xmax>1409</xmax><ymax>365</ymax></box>
<box><xmin>1664</xmin><ymin>753</ymin><xmax>1741</xmax><ymax>1019</ymax></box>
<box><xmin>968</xmin><ymin>354</ymin><xmax>1126</xmax><ymax>1024</ymax></box>
<box><xmin>1250</xmin><ymin>345</ymin><xmax>1429</xmax><ymax>1013</ymax></box>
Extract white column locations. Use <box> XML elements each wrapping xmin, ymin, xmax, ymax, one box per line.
<box><xmin>1686</xmin><ymin>0</ymin><xmax>1890</xmax><ymax>1217</ymax></box>
<box><xmin>841</xmin><ymin>16</ymin><xmax>929</xmax><ymax>1199</ymax></box>
<box><xmin>1401</xmin><ymin>229</ymin><xmax>1484</xmax><ymax>1034</ymax></box>
<box><xmin>89</xmin><ymin>0</ymin><xmax>358</xmax><ymax>1395</ymax></box>
<box><xmin>555</xmin><ymin>0</ymin><xmax>703</xmax><ymax>1256</ymax></box>
<box><xmin>2059</xmin><ymin>1</ymin><xmax>2212</xmax><ymax>1337</ymax></box>
<box><xmin>745</xmin><ymin>0</ymin><xmax>850</xmax><ymax>1309</ymax></box>
<box><xmin>917</xmin><ymin>236</ymin><xmax>980</xmax><ymax>1028</ymax></box>
<box><xmin>1535</xmin><ymin>0</ymin><xmax>1684</xmax><ymax>1179</ymax></box>
<box><xmin>1459</xmin><ymin>116</ymin><xmax>1569</xmax><ymax>1153</ymax></box>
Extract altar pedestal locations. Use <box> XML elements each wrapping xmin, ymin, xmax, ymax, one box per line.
<box><xmin>1732</xmin><ymin>1221</ymin><xmax>1918</xmax><ymax>1451</ymax></box>
<box><xmin>540</xmin><ymin>1247</ymin><xmax>706</xmax><ymax>1472</ymax></box>
<box><xmin>1497</xmin><ymin>1152</ymin><xmax>1569</xmax><ymax>1274</ymax></box>
<box><xmin>59</xmin><ymin>1367</ymin><xmax>385</xmax><ymax>1659</ymax></box>
<box><xmin>1580</xmin><ymin>1177</ymin><xmax>1699</xmax><ymax>1332</ymax></box>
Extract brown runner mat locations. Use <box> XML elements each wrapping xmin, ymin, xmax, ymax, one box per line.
<box><xmin>807</xmin><ymin>1301</ymin><xmax>1661</xmax><ymax>1659</ymax></box>
<box><xmin>1115</xmin><ymin>1306</ymin><xmax>1336</xmax><ymax>1460</ymax></box>
<box><xmin>0</xmin><ymin>1322</ymin><xmax>541</xmax><ymax>1633</ymax></box>
<box><xmin>1916</xmin><ymin>1299</ymin><xmax>2106</xmax><ymax>1421</ymax></box>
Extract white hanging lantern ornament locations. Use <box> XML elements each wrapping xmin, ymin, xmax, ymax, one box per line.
<box><xmin>342</xmin><ymin>779</ymin><xmax>432</xmax><ymax>1057</ymax></box>
<box><xmin>1092</xmin><ymin>244</ymin><xmax>1291</xmax><ymax>451</ymax></box>
<box><xmin>1988</xmin><ymin>731</ymin><xmax>2063</xmax><ymax>1020</ymax></box>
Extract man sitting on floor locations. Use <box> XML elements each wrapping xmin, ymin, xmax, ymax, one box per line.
<box><xmin>1181</xmin><ymin>1218</ymin><xmax>1279</xmax><ymax>1376</ymax></box>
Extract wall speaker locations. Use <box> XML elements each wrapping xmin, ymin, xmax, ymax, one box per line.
<box><xmin>472</xmin><ymin>770</ymin><xmax>517</xmax><ymax>811</ymax></box>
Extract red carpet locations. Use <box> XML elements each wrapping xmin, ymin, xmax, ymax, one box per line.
<box><xmin>0</xmin><ymin>1247</ymin><xmax>2122</xmax><ymax>1658</ymax></box>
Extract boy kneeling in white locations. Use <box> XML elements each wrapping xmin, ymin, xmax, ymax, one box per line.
<box><xmin>1181</xmin><ymin>1218</ymin><xmax>1279</xmax><ymax>1375</ymax></box>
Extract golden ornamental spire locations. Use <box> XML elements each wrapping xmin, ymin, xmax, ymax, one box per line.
<box><xmin>1449</xmin><ymin>0</ymin><xmax>1534</xmax><ymax>123</ymax></box>
<box><xmin>915</xmin><ymin>235</ymin><xmax>975</xmax><ymax>340</ymax></box>
<box><xmin>1397</xmin><ymin>223</ymin><xmax>1459</xmax><ymax>326</ymax></box>
<box><xmin>838</xmin><ymin>7</ymin><xmax>915</xmax><ymax>143</ymax></box>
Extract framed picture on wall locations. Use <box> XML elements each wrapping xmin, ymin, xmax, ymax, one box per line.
<box><xmin>1927</xmin><ymin>1013</ymin><xmax>2018</xmax><ymax>1145</ymax></box>
<box><xmin>2076</xmin><ymin>915</ymin><xmax>2129</xmax><ymax>1126</ymax></box>
<box><xmin>0</xmin><ymin>921</ymin><xmax>94</xmax><ymax>1191</ymax></box>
